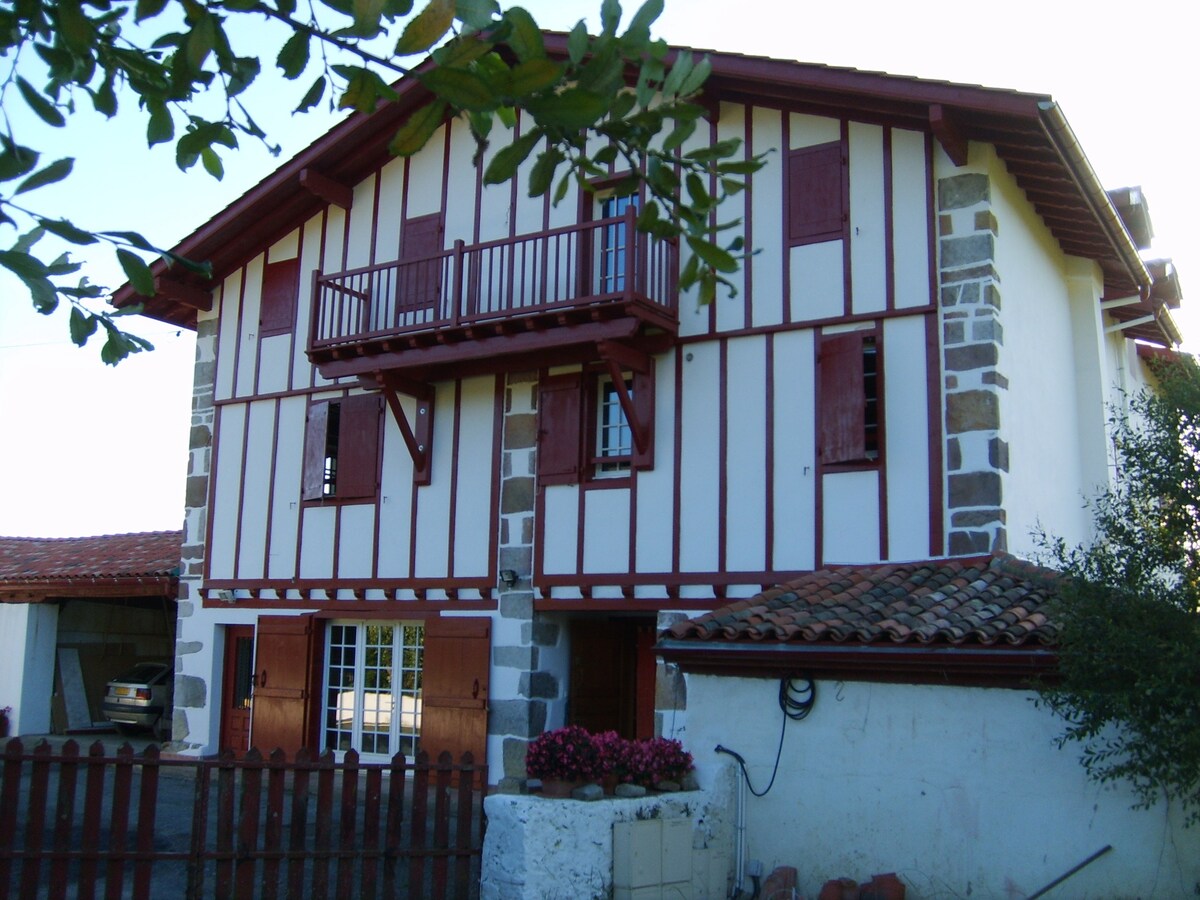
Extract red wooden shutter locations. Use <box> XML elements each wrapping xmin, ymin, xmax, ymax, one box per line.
<box><xmin>335</xmin><ymin>393</ymin><xmax>382</xmax><ymax>500</ymax></box>
<box><xmin>788</xmin><ymin>142</ymin><xmax>844</xmax><ymax>245</ymax></box>
<box><xmin>818</xmin><ymin>332</ymin><xmax>866</xmax><ymax>464</ymax></box>
<box><xmin>400</xmin><ymin>213</ymin><xmax>443</xmax><ymax>313</ymax></box>
<box><xmin>632</xmin><ymin>365</ymin><xmax>655</xmax><ymax>470</ymax></box>
<box><xmin>420</xmin><ymin>617</ymin><xmax>490</xmax><ymax>772</ymax></box>
<box><xmin>537</xmin><ymin>373</ymin><xmax>583</xmax><ymax>485</ymax></box>
<box><xmin>259</xmin><ymin>258</ymin><xmax>300</xmax><ymax>336</ymax></box>
<box><xmin>301</xmin><ymin>400</ymin><xmax>330</xmax><ymax>501</ymax></box>
<box><xmin>252</xmin><ymin>615</ymin><xmax>321</xmax><ymax>756</ymax></box>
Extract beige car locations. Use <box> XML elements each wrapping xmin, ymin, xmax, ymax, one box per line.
<box><xmin>102</xmin><ymin>662</ymin><xmax>173</xmax><ymax>737</ymax></box>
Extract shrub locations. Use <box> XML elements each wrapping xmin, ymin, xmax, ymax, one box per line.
<box><xmin>524</xmin><ymin>725</ymin><xmax>601</xmax><ymax>781</ymax></box>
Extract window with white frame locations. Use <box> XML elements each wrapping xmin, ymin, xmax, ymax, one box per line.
<box><xmin>323</xmin><ymin>621</ymin><xmax>424</xmax><ymax>760</ymax></box>
<box><xmin>598</xmin><ymin>193</ymin><xmax>637</xmax><ymax>294</ymax></box>
<box><xmin>595</xmin><ymin>375</ymin><xmax>633</xmax><ymax>474</ymax></box>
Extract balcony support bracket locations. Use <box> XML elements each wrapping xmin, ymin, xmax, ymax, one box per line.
<box><xmin>598</xmin><ymin>340</ymin><xmax>651</xmax><ymax>455</ymax></box>
<box><xmin>375</xmin><ymin>372</ymin><xmax>434</xmax><ymax>486</ymax></box>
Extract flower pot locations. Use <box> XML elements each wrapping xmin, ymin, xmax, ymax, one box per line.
<box><xmin>0</xmin><ymin>712</ymin><xmax>8</xmax><ymax>738</ymax></box>
<box><xmin>538</xmin><ymin>778</ymin><xmax>580</xmax><ymax>798</ymax></box>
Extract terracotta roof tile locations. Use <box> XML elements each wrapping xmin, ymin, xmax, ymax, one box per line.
<box><xmin>665</xmin><ymin>554</ymin><xmax>1060</xmax><ymax>648</ymax></box>
<box><xmin>0</xmin><ymin>532</ymin><xmax>182</xmax><ymax>582</ymax></box>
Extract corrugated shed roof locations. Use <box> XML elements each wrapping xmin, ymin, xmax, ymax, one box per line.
<box><xmin>665</xmin><ymin>553</ymin><xmax>1059</xmax><ymax>647</ymax></box>
<box><xmin>0</xmin><ymin>531</ymin><xmax>182</xmax><ymax>582</ymax></box>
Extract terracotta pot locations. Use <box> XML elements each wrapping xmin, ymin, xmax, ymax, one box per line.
<box><xmin>862</xmin><ymin>873</ymin><xmax>905</xmax><ymax>900</ymax></box>
<box><xmin>538</xmin><ymin>778</ymin><xmax>579</xmax><ymax>798</ymax></box>
<box><xmin>819</xmin><ymin>878</ymin><xmax>859</xmax><ymax>900</ymax></box>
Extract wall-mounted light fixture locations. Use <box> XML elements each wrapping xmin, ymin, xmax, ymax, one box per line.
<box><xmin>499</xmin><ymin>569</ymin><xmax>518</xmax><ymax>588</ymax></box>
<box><xmin>216</xmin><ymin>589</ymin><xmax>235</xmax><ymax>603</ymax></box>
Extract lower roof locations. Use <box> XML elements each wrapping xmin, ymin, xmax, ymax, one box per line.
<box><xmin>0</xmin><ymin>531</ymin><xmax>182</xmax><ymax>602</ymax></box>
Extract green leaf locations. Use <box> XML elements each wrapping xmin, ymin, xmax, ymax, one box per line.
<box><xmin>394</xmin><ymin>0</ymin><xmax>454</xmax><ymax>55</ymax></box>
<box><xmin>508</xmin><ymin>59</ymin><xmax>563</xmax><ymax>97</ymax></box>
<box><xmin>69</xmin><ymin>308</ymin><xmax>98</xmax><ymax>346</ymax></box>
<box><xmin>716</xmin><ymin>159</ymin><xmax>765</xmax><ymax>175</ymax></box>
<box><xmin>433</xmin><ymin>35</ymin><xmax>494</xmax><ymax>68</ymax></box>
<box><xmin>276</xmin><ymin>30</ymin><xmax>310</xmax><ymax>79</ymax></box>
<box><xmin>622</xmin><ymin>0</ymin><xmax>662</xmax><ymax>48</ymax></box>
<box><xmin>685</xmin><ymin>234</ymin><xmax>738</xmax><ymax>273</ymax></box>
<box><xmin>91</xmin><ymin>73</ymin><xmax>117</xmax><ymax>117</ymax></box>
<box><xmin>685</xmin><ymin>138</ymin><xmax>742</xmax><ymax>162</ymax></box>
<box><xmin>147</xmin><ymin>101</ymin><xmax>174</xmax><ymax>146</ymax></box>
<box><xmin>0</xmin><ymin>249</ymin><xmax>49</xmax><ymax>279</ymax></box>
<box><xmin>14</xmin><ymin>158</ymin><xmax>73</xmax><ymax>195</ymax></box>
<box><xmin>16</xmin><ymin>77</ymin><xmax>65</xmax><ymax>127</ymax></box>
<box><xmin>524</xmin><ymin>88</ymin><xmax>607</xmax><ymax>130</ymax></box>
<box><xmin>295</xmin><ymin>75</ymin><xmax>327</xmax><ymax>113</ymax></box>
<box><xmin>186</xmin><ymin>11</ymin><xmax>217</xmax><ymax>73</ymax></box>
<box><xmin>388</xmin><ymin>100</ymin><xmax>448</xmax><ymax>156</ymax></box>
<box><xmin>348</xmin><ymin>0</ymin><xmax>387</xmax><ymax>37</ymax></box>
<box><xmin>661</xmin><ymin>118</ymin><xmax>696</xmax><ymax>152</ymax></box>
<box><xmin>678</xmin><ymin>55</ymin><xmax>711</xmax><ymax>97</ymax></box>
<box><xmin>201</xmin><ymin>146</ymin><xmax>224</xmax><ymax>179</ymax></box>
<box><xmin>567</xmin><ymin>21</ymin><xmax>588</xmax><ymax>64</ymax></box>
<box><xmin>117</xmin><ymin>248</ymin><xmax>156</xmax><ymax>296</ymax></box>
<box><xmin>419</xmin><ymin>66</ymin><xmax>496</xmax><ymax>112</ymax></box>
<box><xmin>136</xmin><ymin>0</ymin><xmax>168</xmax><ymax>20</ymax></box>
<box><xmin>661</xmin><ymin>51</ymin><xmax>692</xmax><ymax>98</ymax></box>
<box><xmin>552</xmin><ymin>169</ymin><xmax>572</xmax><ymax>205</ymax></box>
<box><xmin>100</xmin><ymin>231</ymin><xmax>158</xmax><ymax>253</ymax></box>
<box><xmin>454</xmin><ymin>0</ymin><xmax>498</xmax><ymax>30</ymax></box>
<box><xmin>0</xmin><ymin>140</ymin><xmax>39</xmax><ymax>182</ymax></box>
<box><xmin>502</xmin><ymin>6</ymin><xmax>543</xmax><ymax>62</ymax></box>
<box><xmin>55</xmin><ymin>0</ymin><xmax>93</xmax><ymax>55</ymax></box>
<box><xmin>528</xmin><ymin>147</ymin><xmax>562</xmax><ymax>197</ymax></box>
<box><xmin>686</xmin><ymin>172</ymin><xmax>710</xmax><ymax>208</ymax></box>
<box><xmin>40</xmin><ymin>218</ymin><xmax>97</xmax><ymax>245</ymax></box>
<box><xmin>335</xmin><ymin>65</ymin><xmax>399</xmax><ymax>113</ymax></box>
<box><xmin>600</xmin><ymin>0</ymin><xmax>621</xmax><ymax>36</ymax></box>
<box><xmin>483</xmin><ymin>127</ymin><xmax>542</xmax><ymax>185</ymax></box>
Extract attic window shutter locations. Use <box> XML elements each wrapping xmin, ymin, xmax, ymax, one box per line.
<box><xmin>336</xmin><ymin>393</ymin><xmax>382</xmax><ymax>500</ymax></box>
<box><xmin>537</xmin><ymin>373</ymin><xmax>583</xmax><ymax>485</ymax></box>
<box><xmin>818</xmin><ymin>332</ymin><xmax>866</xmax><ymax>464</ymax></box>
<box><xmin>260</xmin><ymin>258</ymin><xmax>301</xmax><ymax>336</ymax></box>
<box><xmin>302</xmin><ymin>400</ymin><xmax>330</xmax><ymax>501</ymax></box>
<box><xmin>400</xmin><ymin>213</ymin><xmax>444</xmax><ymax>314</ymax></box>
<box><xmin>788</xmin><ymin>142</ymin><xmax>845</xmax><ymax>245</ymax></box>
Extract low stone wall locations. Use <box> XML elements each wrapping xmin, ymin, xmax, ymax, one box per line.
<box><xmin>480</xmin><ymin>768</ymin><xmax>736</xmax><ymax>900</ymax></box>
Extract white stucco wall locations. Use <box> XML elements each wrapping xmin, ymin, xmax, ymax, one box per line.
<box><xmin>683</xmin><ymin>673</ymin><xmax>1200</xmax><ymax>899</ymax></box>
<box><xmin>0</xmin><ymin>602</ymin><xmax>58</xmax><ymax>735</ymax></box>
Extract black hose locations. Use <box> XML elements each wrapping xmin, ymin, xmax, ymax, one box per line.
<box><xmin>715</xmin><ymin>676</ymin><xmax>815</xmax><ymax>798</ymax></box>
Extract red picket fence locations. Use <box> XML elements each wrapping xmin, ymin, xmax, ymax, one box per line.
<box><xmin>0</xmin><ymin>739</ymin><xmax>486</xmax><ymax>900</ymax></box>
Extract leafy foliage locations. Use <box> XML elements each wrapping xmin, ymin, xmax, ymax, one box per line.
<box><xmin>0</xmin><ymin>0</ymin><xmax>764</xmax><ymax>362</ymax></box>
<box><xmin>1039</xmin><ymin>353</ymin><xmax>1200</xmax><ymax>823</ymax></box>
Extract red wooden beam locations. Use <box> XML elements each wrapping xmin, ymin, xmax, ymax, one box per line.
<box><xmin>155</xmin><ymin>275</ymin><xmax>213</xmax><ymax>311</ymax></box>
<box><xmin>299</xmin><ymin>168</ymin><xmax>353</xmax><ymax>211</ymax></box>
<box><xmin>929</xmin><ymin>104</ymin><xmax>969</xmax><ymax>167</ymax></box>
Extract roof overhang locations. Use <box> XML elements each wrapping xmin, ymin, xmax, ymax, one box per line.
<box><xmin>657</xmin><ymin>639</ymin><xmax>1058</xmax><ymax>689</ymax></box>
<box><xmin>114</xmin><ymin>36</ymin><xmax>1171</xmax><ymax>344</ymax></box>
<box><xmin>0</xmin><ymin>575</ymin><xmax>178</xmax><ymax>603</ymax></box>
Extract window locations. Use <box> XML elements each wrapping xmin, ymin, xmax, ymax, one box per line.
<box><xmin>818</xmin><ymin>330</ymin><xmax>881</xmax><ymax>465</ymax></box>
<box><xmin>259</xmin><ymin>258</ymin><xmax>300</xmax><ymax>336</ymax></box>
<box><xmin>598</xmin><ymin>194</ymin><xmax>638</xmax><ymax>293</ymax></box>
<box><xmin>323</xmin><ymin>621</ymin><xmax>424</xmax><ymax>760</ymax></box>
<box><xmin>594</xmin><ymin>376</ymin><xmax>633</xmax><ymax>474</ymax></box>
<box><xmin>302</xmin><ymin>393</ymin><xmax>382</xmax><ymax>502</ymax></box>
<box><xmin>536</xmin><ymin>366</ymin><xmax>654</xmax><ymax>485</ymax></box>
<box><xmin>788</xmin><ymin>141</ymin><xmax>845</xmax><ymax>246</ymax></box>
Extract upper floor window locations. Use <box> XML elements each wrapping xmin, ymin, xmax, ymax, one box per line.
<box><xmin>818</xmin><ymin>330</ymin><xmax>882</xmax><ymax>466</ymax></box>
<box><xmin>302</xmin><ymin>394</ymin><xmax>382</xmax><ymax>502</ymax></box>
<box><xmin>259</xmin><ymin>258</ymin><xmax>300</xmax><ymax>337</ymax></box>
<box><xmin>598</xmin><ymin>194</ymin><xmax>638</xmax><ymax>294</ymax></box>
<box><xmin>788</xmin><ymin>141</ymin><xmax>846</xmax><ymax>246</ymax></box>
<box><xmin>594</xmin><ymin>376</ymin><xmax>634</xmax><ymax>475</ymax></box>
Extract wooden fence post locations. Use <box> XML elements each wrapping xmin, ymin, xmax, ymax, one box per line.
<box><xmin>48</xmin><ymin>740</ymin><xmax>80</xmax><ymax>900</ymax></box>
<box><xmin>132</xmin><ymin>744</ymin><xmax>161</xmax><ymax>900</ymax></box>
<box><xmin>234</xmin><ymin>747</ymin><xmax>263</xmax><ymax>899</ymax></box>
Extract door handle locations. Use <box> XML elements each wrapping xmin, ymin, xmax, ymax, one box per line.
<box><xmin>472</xmin><ymin>678</ymin><xmax>479</xmax><ymax>699</ymax></box>
<box><xmin>259</xmin><ymin>669</ymin><xmax>267</xmax><ymax>688</ymax></box>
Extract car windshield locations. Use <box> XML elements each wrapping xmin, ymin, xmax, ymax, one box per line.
<box><xmin>114</xmin><ymin>663</ymin><xmax>167</xmax><ymax>684</ymax></box>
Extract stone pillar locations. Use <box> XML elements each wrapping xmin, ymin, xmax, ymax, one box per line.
<box><xmin>938</xmin><ymin>173</ymin><xmax>1008</xmax><ymax>554</ymax></box>
<box><xmin>170</xmin><ymin>316</ymin><xmax>217</xmax><ymax>750</ymax></box>
<box><xmin>490</xmin><ymin>372</ymin><xmax>564</xmax><ymax>788</ymax></box>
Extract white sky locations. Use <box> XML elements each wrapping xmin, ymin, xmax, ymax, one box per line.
<box><xmin>0</xmin><ymin>0</ymin><xmax>1193</xmax><ymax>538</ymax></box>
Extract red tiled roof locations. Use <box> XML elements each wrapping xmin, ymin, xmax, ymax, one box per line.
<box><xmin>665</xmin><ymin>554</ymin><xmax>1059</xmax><ymax>648</ymax></box>
<box><xmin>0</xmin><ymin>531</ymin><xmax>182</xmax><ymax>582</ymax></box>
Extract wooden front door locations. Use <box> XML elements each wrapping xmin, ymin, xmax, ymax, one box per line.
<box><xmin>568</xmin><ymin>617</ymin><xmax>656</xmax><ymax>740</ymax></box>
<box><xmin>420</xmin><ymin>617</ymin><xmax>490</xmax><ymax>770</ymax></box>
<box><xmin>251</xmin><ymin>615</ymin><xmax>321</xmax><ymax>756</ymax></box>
<box><xmin>220</xmin><ymin>625</ymin><xmax>255</xmax><ymax>754</ymax></box>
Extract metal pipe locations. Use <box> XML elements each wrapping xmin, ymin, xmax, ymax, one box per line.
<box><xmin>1026</xmin><ymin>844</ymin><xmax>1112</xmax><ymax>899</ymax></box>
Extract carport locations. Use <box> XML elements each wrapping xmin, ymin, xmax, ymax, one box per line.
<box><xmin>0</xmin><ymin>532</ymin><xmax>181</xmax><ymax>736</ymax></box>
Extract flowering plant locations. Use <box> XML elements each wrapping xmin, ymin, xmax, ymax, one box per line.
<box><xmin>595</xmin><ymin>731</ymin><xmax>637</xmax><ymax>783</ymax></box>
<box><xmin>631</xmin><ymin>737</ymin><xmax>694</xmax><ymax>787</ymax></box>
<box><xmin>525</xmin><ymin>725</ymin><xmax>601</xmax><ymax>781</ymax></box>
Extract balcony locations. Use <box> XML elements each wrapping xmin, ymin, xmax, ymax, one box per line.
<box><xmin>307</xmin><ymin>206</ymin><xmax>679</xmax><ymax>382</ymax></box>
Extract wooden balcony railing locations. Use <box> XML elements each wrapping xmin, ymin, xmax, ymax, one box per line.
<box><xmin>309</xmin><ymin>205</ymin><xmax>678</xmax><ymax>359</ymax></box>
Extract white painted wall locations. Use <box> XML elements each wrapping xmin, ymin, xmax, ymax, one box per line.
<box><xmin>684</xmin><ymin>673</ymin><xmax>1200</xmax><ymax>899</ymax></box>
<box><xmin>0</xmin><ymin>602</ymin><xmax>57</xmax><ymax>735</ymax></box>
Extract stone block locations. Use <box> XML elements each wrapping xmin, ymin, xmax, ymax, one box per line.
<box><xmin>655</xmin><ymin>662</ymin><xmax>687</xmax><ymax>710</ymax></box>
<box><xmin>490</xmin><ymin>699</ymin><xmax>546</xmax><ymax>738</ymax></box>
<box><xmin>501</xmin><ymin>477</ymin><xmax>534</xmax><ymax>514</ymax></box>
<box><xmin>950</xmin><ymin>508</ymin><xmax>1006</xmax><ymax>527</ymax></box>
<box><xmin>189</xmin><ymin>424</ymin><xmax>212</xmax><ymax>450</ymax></box>
<box><xmin>520</xmin><ymin>670</ymin><xmax>559</xmax><ymax>700</ymax></box>
<box><xmin>947</xmin><ymin>438</ymin><xmax>962</xmax><ymax>472</ymax></box>
<box><xmin>948</xmin><ymin>471</ymin><xmax>1002</xmax><ymax>508</ymax></box>
<box><xmin>177</xmin><ymin>600</ymin><xmax>194</xmax><ymax>618</ymax></box>
<box><xmin>176</xmin><ymin>640</ymin><xmax>203</xmax><ymax>656</ymax></box>
<box><xmin>938</xmin><ymin>213</ymin><xmax>953</xmax><ymax>235</ymax></box>
<box><xmin>502</xmin><ymin>737</ymin><xmax>530</xmax><ymax>778</ymax></box>
<box><xmin>938</xmin><ymin>173</ymin><xmax>989</xmax><ymax>210</ymax></box>
<box><xmin>982</xmin><ymin>282</ymin><xmax>1002</xmax><ymax>309</ymax></box>
<box><xmin>945</xmin><ymin>343</ymin><xmax>998</xmax><ymax>372</ymax></box>
<box><xmin>982</xmin><ymin>371</ymin><xmax>1010</xmax><ymax>390</ymax></box>
<box><xmin>974</xmin><ymin>210</ymin><xmax>999</xmax><ymax>234</ymax></box>
<box><xmin>499</xmin><ymin>591</ymin><xmax>533</xmax><ymax>620</ymax></box>
<box><xmin>989</xmin><ymin>437</ymin><xmax>1010</xmax><ymax>472</ymax></box>
<box><xmin>185</xmin><ymin>475</ymin><xmax>209</xmax><ymax>509</ymax></box>
<box><xmin>175</xmin><ymin>674</ymin><xmax>207</xmax><ymax>708</ymax></box>
<box><xmin>972</xmin><ymin>316</ymin><xmax>1003</xmax><ymax>344</ymax></box>
<box><xmin>499</xmin><ymin>546</ymin><xmax>532</xmax><ymax>578</ymax></box>
<box><xmin>493</xmin><ymin>645</ymin><xmax>537</xmax><ymax>670</ymax></box>
<box><xmin>940</xmin><ymin>233</ymin><xmax>995</xmax><ymax>269</ymax></box>
<box><xmin>992</xmin><ymin>528</ymin><xmax>1008</xmax><ymax>552</ymax></box>
<box><xmin>523</xmin><ymin>619</ymin><xmax>561</xmax><ymax>647</ymax></box>
<box><xmin>939</xmin><ymin>263</ymin><xmax>1000</xmax><ymax>285</ymax></box>
<box><xmin>943</xmin><ymin>320</ymin><xmax>965</xmax><ymax>345</ymax></box>
<box><xmin>571</xmin><ymin>783</ymin><xmax>604</xmax><ymax>801</ymax></box>
<box><xmin>949</xmin><ymin>530</ymin><xmax>992</xmax><ymax>555</ymax></box>
<box><xmin>946</xmin><ymin>389</ymin><xmax>1000</xmax><ymax>433</ymax></box>
<box><xmin>615</xmin><ymin>783</ymin><xmax>648</xmax><ymax>798</ymax></box>
<box><xmin>504</xmin><ymin>413</ymin><xmax>537</xmax><ymax>450</ymax></box>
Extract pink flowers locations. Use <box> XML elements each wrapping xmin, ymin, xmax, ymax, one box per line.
<box><xmin>526</xmin><ymin>727</ymin><xmax>694</xmax><ymax>787</ymax></box>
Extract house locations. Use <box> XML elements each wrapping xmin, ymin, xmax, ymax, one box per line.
<box><xmin>110</xmin><ymin>31</ymin><xmax>1195</xmax><ymax>894</ymax></box>
<box><xmin>0</xmin><ymin>531</ymin><xmax>181</xmax><ymax>736</ymax></box>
